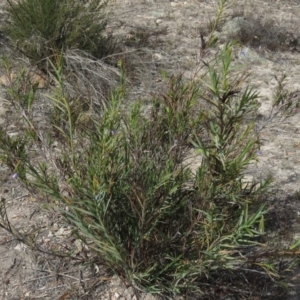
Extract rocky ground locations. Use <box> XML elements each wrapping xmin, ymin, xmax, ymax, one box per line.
<box><xmin>1</xmin><ymin>0</ymin><xmax>300</xmax><ymax>299</ymax></box>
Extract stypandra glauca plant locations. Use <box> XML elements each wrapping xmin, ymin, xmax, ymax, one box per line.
<box><xmin>2</xmin><ymin>44</ymin><xmax>295</xmax><ymax>297</ymax></box>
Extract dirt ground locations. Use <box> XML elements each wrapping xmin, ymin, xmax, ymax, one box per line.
<box><xmin>1</xmin><ymin>0</ymin><xmax>300</xmax><ymax>299</ymax></box>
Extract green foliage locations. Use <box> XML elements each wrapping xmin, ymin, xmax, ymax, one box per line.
<box><xmin>0</xmin><ymin>0</ymin><xmax>299</xmax><ymax>297</ymax></box>
<box><xmin>3</xmin><ymin>0</ymin><xmax>110</xmax><ymax>66</ymax></box>
<box><xmin>206</xmin><ymin>0</ymin><xmax>229</xmax><ymax>47</ymax></box>
<box><xmin>0</xmin><ymin>46</ymin><xmax>277</xmax><ymax>295</ymax></box>
<box><xmin>194</xmin><ymin>44</ymin><xmax>264</xmax><ymax>206</ymax></box>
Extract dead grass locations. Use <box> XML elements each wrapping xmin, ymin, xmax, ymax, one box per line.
<box><xmin>226</xmin><ymin>3</ymin><xmax>300</xmax><ymax>52</ymax></box>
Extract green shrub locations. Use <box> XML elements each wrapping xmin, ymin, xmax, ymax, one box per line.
<box><xmin>0</xmin><ymin>0</ymin><xmax>299</xmax><ymax>297</ymax></box>
<box><xmin>0</xmin><ymin>45</ymin><xmax>276</xmax><ymax>295</ymax></box>
<box><xmin>3</xmin><ymin>0</ymin><xmax>110</xmax><ymax>67</ymax></box>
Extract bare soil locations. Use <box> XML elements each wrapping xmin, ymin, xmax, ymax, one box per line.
<box><xmin>1</xmin><ymin>0</ymin><xmax>300</xmax><ymax>299</ymax></box>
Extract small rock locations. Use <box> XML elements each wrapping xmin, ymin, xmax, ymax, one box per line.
<box><xmin>14</xmin><ymin>243</ymin><xmax>26</xmax><ymax>251</ymax></box>
<box><xmin>55</xmin><ymin>227</ymin><xmax>72</xmax><ymax>236</ymax></box>
<box><xmin>112</xmin><ymin>292</ymin><xmax>120</xmax><ymax>300</ymax></box>
<box><xmin>74</xmin><ymin>239</ymin><xmax>83</xmax><ymax>254</ymax></box>
<box><xmin>152</xmin><ymin>53</ymin><xmax>163</xmax><ymax>61</ymax></box>
<box><xmin>238</xmin><ymin>47</ymin><xmax>262</xmax><ymax>62</ymax></box>
<box><xmin>0</xmin><ymin>72</ymin><xmax>15</xmax><ymax>86</ymax></box>
<box><xmin>123</xmin><ymin>286</ymin><xmax>135</xmax><ymax>299</ymax></box>
<box><xmin>222</xmin><ymin>17</ymin><xmax>250</xmax><ymax>38</ymax></box>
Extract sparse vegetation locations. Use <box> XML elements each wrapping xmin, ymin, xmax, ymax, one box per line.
<box><xmin>0</xmin><ymin>41</ymin><xmax>273</xmax><ymax>297</ymax></box>
<box><xmin>0</xmin><ymin>0</ymin><xmax>300</xmax><ymax>299</ymax></box>
<box><xmin>226</xmin><ymin>15</ymin><xmax>299</xmax><ymax>52</ymax></box>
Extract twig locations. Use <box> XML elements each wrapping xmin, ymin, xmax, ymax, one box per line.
<box><xmin>37</xmin><ymin>284</ymin><xmax>67</xmax><ymax>291</ymax></box>
<box><xmin>11</xmin><ymin>269</ymin><xmax>90</xmax><ymax>287</ymax></box>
